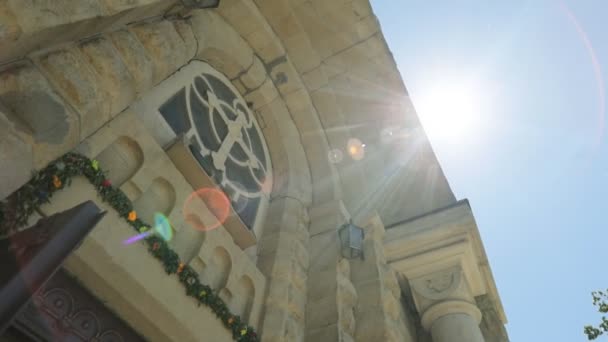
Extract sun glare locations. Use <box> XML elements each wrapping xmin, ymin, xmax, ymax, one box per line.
<box><xmin>414</xmin><ymin>82</ymin><xmax>482</xmax><ymax>142</ymax></box>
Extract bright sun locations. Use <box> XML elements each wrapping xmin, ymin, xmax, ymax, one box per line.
<box><xmin>414</xmin><ymin>82</ymin><xmax>482</xmax><ymax>142</ymax></box>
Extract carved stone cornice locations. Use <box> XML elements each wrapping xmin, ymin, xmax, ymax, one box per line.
<box><xmin>383</xmin><ymin>200</ymin><xmax>507</xmax><ymax>325</ymax></box>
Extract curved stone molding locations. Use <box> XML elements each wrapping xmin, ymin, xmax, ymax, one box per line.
<box><xmin>420</xmin><ymin>300</ymin><xmax>482</xmax><ymax>331</ymax></box>
<box><xmin>132</xmin><ymin>177</ymin><xmax>177</xmax><ymax>223</ymax></box>
<box><xmin>236</xmin><ymin>275</ymin><xmax>255</xmax><ymax>322</ymax></box>
<box><xmin>94</xmin><ymin>136</ymin><xmax>144</xmax><ymax>187</ymax></box>
<box><xmin>210</xmin><ymin>246</ymin><xmax>232</xmax><ymax>291</ymax></box>
<box><xmin>411</xmin><ymin>266</ymin><xmax>462</xmax><ymax>301</ymax></box>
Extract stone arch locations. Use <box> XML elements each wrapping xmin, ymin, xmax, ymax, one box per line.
<box><xmin>189</xmin><ymin>10</ymin><xmax>315</xmax><ymax>204</ymax></box>
<box><xmin>210</xmin><ymin>246</ymin><xmax>232</xmax><ymax>291</ymax></box>
<box><xmin>94</xmin><ymin>136</ymin><xmax>144</xmax><ymax>187</ymax></box>
<box><xmin>235</xmin><ymin>275</ymin><xmax>255</xmax><ymax>322</ymax></box>
<box><xmin>132</xmin><ymin>177</ymin><xmax>176</xmax><ymax>223</ymax></box>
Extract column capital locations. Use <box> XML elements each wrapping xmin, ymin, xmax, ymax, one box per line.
<box><xmin>421</xmin><ymin>300</ymin><xmax>482</xmax><ymax>331</ymax></box>
<box><xmin>384</xmin><ymin>200</ymin><xmax>507</xmax><ymax>325</ymax></box>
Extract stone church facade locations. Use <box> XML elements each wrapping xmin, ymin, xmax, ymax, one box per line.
<box><xmin>0</xmin><ymin>1</ymin><xmax>508</xmax><ymax>341</ymax></box>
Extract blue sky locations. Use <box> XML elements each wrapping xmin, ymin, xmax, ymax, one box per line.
<box><xmin>371</xmin><ymin>1</ymin><xmax>608</xmax><ymax>341</ymax></box>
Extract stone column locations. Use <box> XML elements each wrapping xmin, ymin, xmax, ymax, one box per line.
<box><xmin>410</xmin><ymin>266</ymin><xmax>485</xmax><ymax>342</ymax></box>
<box><xmin>305</xmin><ymin>200</ymin><xmax>357</xmax><ymax>342</ymax></box>
<box><xmin>384</xmin><ymin>200</ymin><xmax>508</xmax><ymax>342</ymax></box>
<box><xmin>350</xmin><ymin>213</ymin><xmax>415</xmax><ymax>342</ymax></box>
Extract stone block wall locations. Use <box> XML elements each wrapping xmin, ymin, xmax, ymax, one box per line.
<box><xmin>350</xmin><ymin>214</ymin><xmax>416</xmax><ymax>342</ymax></box>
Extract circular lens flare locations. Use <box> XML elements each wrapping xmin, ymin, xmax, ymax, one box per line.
<box><xmin>183</xmin><ymin>188</ymin><xmax>230</xmax><ymax>232</ymax></box>
<box><xmin>346</xmin><ymin>138</ymin><xmax>365</xmax><ymax>161</ymax></box>
<box><xmin>328</xmin><ymin>149</ymin><xmax>344</xmax><ymax>163</ymax></box>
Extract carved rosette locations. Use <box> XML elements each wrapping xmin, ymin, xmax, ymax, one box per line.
<box><xmin>410</xmin><ymin>266</ymin><xmax>462</xmax><ymax>301</ymax></box>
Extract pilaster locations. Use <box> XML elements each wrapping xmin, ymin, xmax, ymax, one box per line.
<box><xmin>350</xmin><ymin>213</ymin><xmax>415</xmax><ymax>342</ymax></box>
<box><xmin>384</xmin><ymin>200</ymin><xmax>508</xmax><ymax>342</ymax></box>
<box><xmin>305</xmin><ymin>200</ymin><xmax>357</xmax><ymax>342</ymax></box>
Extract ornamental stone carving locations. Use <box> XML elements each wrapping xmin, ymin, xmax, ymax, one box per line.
<box><xmin>411</xmin><ymin>266</ymin><xmax>462</xmax><ymax>301</ymax></box>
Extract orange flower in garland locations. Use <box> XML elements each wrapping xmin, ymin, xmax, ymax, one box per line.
<box><xmin>152</xmin><ymin>242</ymin><xmax>160</xmax><ymax>251</ymax></box>
<box><xmin>127</xmin><ymin>210</ymin><xmax>137</xmax><ymax>221</ymax></box>
<box><xmin>52</xmin><ymin>175</ymin><xmax>62</xmax><ymax>188</ymax></box>
<box><xmin>177</xmin><ymin>262</ymin><xmax>185</xmax><ymax>274</ymax></box>
<box><xmin>227</xmin><ymin>316</ymin><xmax>234</xmax><ymax>325</ymax></box>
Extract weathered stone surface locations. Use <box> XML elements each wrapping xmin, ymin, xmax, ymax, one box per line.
<box><xmin>268</xmin><ymin>59</ymin><xmax>302</xmax><ymax>95</ymax></box>
<box><xmin>37</xmin><ymin>48</ymin><xmax>112</xmax><ymax>139</ymax></box>
<box><xmin>79</xmin><ymin>37</ymin><xmax>136</xmax><ymax>116</ymax></box>
<box><xmin>108</xmin><ymin>30</ymin><xmax>156</xmax><ymax>94</ymax></box>
<box><xmin>190</xmin><ymin>10</ymin><xmax>254</xmax><ymax>79</ymax></box>
<box><xmin>6</xmin><ymin>0</ymin><xmax>105</xmax><ymax>34</ymax></box>
<box><xmin>0</xmin><ymin>107</ymin><xmax>33</xmax><ymax>200</ymax></box>
<box><xmin>0</xmin><ymin>62</ymin><xmax>80</xmax><ymax>170</ymax></box>
<box><xmin>99</xmin><ymin>0</ymin><xmax>161</xmax><ymax>15</ymax></box>
<box><xmin>130</xmin><ymin>20</ymin><xmax>190</xmax><ymax>84</ymax></box>
<box><xmin>244</xmin><ymin>78</ymin><xmax>279</xmax><ymax>110</ymax></box>
<box><xmin>0</xmin><ymin>4</ymin><xmax>21</xmax><ymax>44</ymax></box>
<box><xmin>240</xmin><ymin>55</ymin><xmax>265</xmax><ymax>90</ymax></box>
<box><xmin>283</xmin><ymin>33</ymin><xmax>321</xmax><ymax>74</ymax></box>
<box><xmin>172</xmin><ymin>20</ymin><xmax>198</xmax><ymax>61</ymax></box>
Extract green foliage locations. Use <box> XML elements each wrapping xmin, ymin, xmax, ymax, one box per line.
<box><xmin>0</xmin><ymin>153</ymin><xmax>259</xmax><ymax>342</ymax></box>
<box><xmin>585</xmin><ymin>290</ymin><xmax>608</xmax><ymax>340</ymax></box>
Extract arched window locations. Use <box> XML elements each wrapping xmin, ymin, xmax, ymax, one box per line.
<box><xmin>95</xmin><ymin>136</ymin><xmax>143</xmax><ymax>187</ymax></box>
<box><xmin>131</xmin><ymin>61</ymin><xmax>272</xmax><ymax>242</ymax></box>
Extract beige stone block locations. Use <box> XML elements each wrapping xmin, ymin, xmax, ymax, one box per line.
<box><xmin>260</xmin><ymin>306</ymin><xmax>288</xmax><ymax>340</ymax></box>
<box><xmin>6</xmin><ymin>0</ymin><xmax>104</xmax><ymax>34</ymax></box>
<box><xmin>306</xmin><ymin>323</ymin><xmax>339</xmax><ymax>342</ymax></box>
<box><xmin>339</xmin><ymin>305</ymin><xmax>356</xmax><ymax>337</ymax></box>
<box><xmin>288</xmin><ymin>287</ymin><xmax>307</xmax><ymax>323</ymax></box>
<box><xmin>0</xmin><ymin>3</ymin><xmax>21</xmax><ymax>44</ymax></box>
<box><xmin>99</xmin><ymin>0</ymin><xmax>159</xmax><ymax>15</ymax></box>
<box><xmin>190</xmin><ymin>10</ymin><xmax>254</xmax><ymax>78</ymax></box>
<box><xmin>355</xmin><ymin>15</ymin><xmax>379</xmax><ymax>39</ymax></box>
<box><xmin>269</xmin><ymin>59</ymin><xmax>303</xmax><ymax>95</ymax></box>
<box><xmin>310</xmin><ymin>0</ymin><xmax>351</xmax><ymax>15</ymax></box>
<box><xmin>0</xmin><ymin>108</ymin><xmax>33</xmax><ymax>199</ymax></box>
<box><xmin>283</xmin><ymin>33</ymin><xmax>321</xmax><ymax>74</ymax></box>
<box><xmin>79</xmin><ymin>37</ymin><xmax>136</xmax><ymax>117</ymax></box>
<box><xmin>218</xmin><ymin>2</ymin><xmax>265</xmax><ymax>35</ymax></box>
<box><xmin>301</xmin><ymin>66</ymin><xmax>328</xmax><ymax>91</ymax></box>
<box><xmin>253</xmin><ymin>0</ymin><xmax>291</xmax><ymax>21</ymax></box>
<box><xmin>172</xmin><ymin>20</ymin><xmax>198</xmax><ymax>61</ymax></box>
<box><xmin>353</xmin><ymin>278</ymin><xmax>385</xmax><ymax>310</ymax></box>
<box><xmin>274</xmin><ymin>13</ymin><xmax>301</xmax><ymax>42</ymax></box>
<box><xmin>306</xmin><ymin>294</ymin><xmax>339</xmax><ymax>329</ymax></box>
<box><xmin>307</xmin><ymin>268</ymin><xmax>337</xmax><ymax>301</ymax></box>
<box><xmin>309</xmin><ymin>232</ymin><xmax>340</xmax><ymax>272</ymax></box>
<box><xmin>265</xmin><ymin>277</ymin><xmax>291</xmax><ymax>309</ymax></box>
<box><xmin>354</xmin><ymin>311</ymin><xmax>390</xmax><ymax>342</ymax></box>
<box><xmin>37</xmin><ymin>48</ymin><xmax>112</xmax><ymax>138</ymax></box>
<box><xmin>240</xmin><ymin>56</ymin><xmax>266</xmax><ymax>89</ymax></box>
<box><xmin>130</xmin><ymin>20</ymin><xmax>189</xmax><ymax>84</ymax></box>
<box><xmin>108</xmin><ymin>30</ymin><xmax>156</xmax><ymax>94</ymax></box>
<box><xmin>231</xmin><ymin>78</ymin><xmax>247</xmax><ymax>95</ymax></box>
<box><xmin>0</xmin><ymin>62</ymin><xmax>80</xmax><ymax>169</ymax></box>
<box><xmin>244</xmin><ymin>78</ymin><xmax>279</xmax><ymax>110</ymax></box>
<box><xmin>245</xmin><ymin>28</ymin><xmax>285</xmax><ymax>63</ymax></box>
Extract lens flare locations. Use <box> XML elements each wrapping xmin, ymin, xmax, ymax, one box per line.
<box><xmin>154</xmin><ymin>212</ymin><xmax>173</xmax><ymax>241</ymax></box>
<box><xmin>346</xmin><ymin>138</ymin><xmax>365</xmax><ymax>161</ymax></box>
<box><xmin>328</xmin><ymin>149</ymin><xmax>344</xmax><ymax>163</ymax></box>
<box><xmin>122</xmin><ymin>212</ymin><xmax>173</xmax><ymax>245</ymax></box>
<box><xmin>183</xmin><ymin>188</ymin><xmax>230</xmax><ymax>231</ymax></box>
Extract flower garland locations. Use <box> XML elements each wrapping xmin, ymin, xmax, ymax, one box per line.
<box><xmin>0</xmin><ymin>153</ymin><xmax>258</xmax><ymax>342</ymax></box>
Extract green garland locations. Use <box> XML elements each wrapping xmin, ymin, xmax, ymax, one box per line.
<box><xmin>0</xmin><ymin>152</ymin><xmax>259</xmax><ymax>342</ymax></box>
